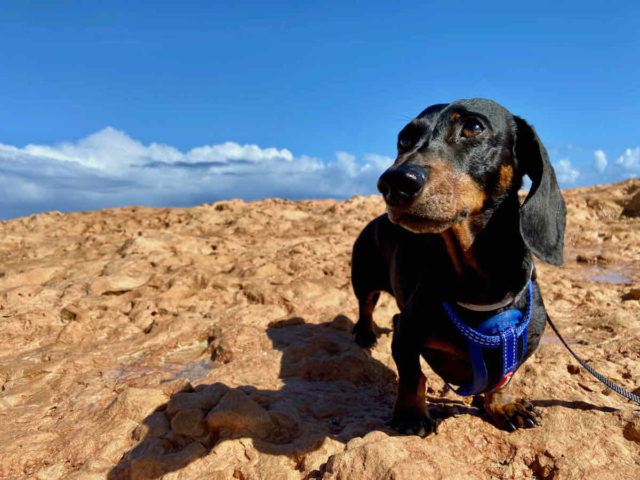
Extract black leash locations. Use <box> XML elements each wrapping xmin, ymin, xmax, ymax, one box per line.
<box><xmin>546</xmin><ymin>316</ymin><xmax>640</xmax><ymax>406</ymax></box>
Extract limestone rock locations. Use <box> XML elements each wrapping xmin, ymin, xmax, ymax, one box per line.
<box><xmin>205</xmin><ymin>389</ymin><xmax>275</xmax><ymax>440</ymax></box>
<box><xmin>0</xmin><ymin>179</ymin><xmax>638</xmax><ymax>479</ymax></box>
<box><xmin>107</xmin><ymin>387</ymin><xmax>168</xmax><ymax>422</ymax></box>
<box><xmin>165</xmin><ymin>383</ymin><xmax>229</xmax><ymax>418</ymax></box>
<box><xmin>171</xmin><ymin>408</ymin><xmax>207</xmax><ymax>438</ymax></box>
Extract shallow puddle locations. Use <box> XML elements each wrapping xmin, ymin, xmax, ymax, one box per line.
<box><xmin>589</xmin><ymin>272</ymin><xmax>631</xmax><ymax>284</ymax></box>
<box><xmin>586</xmin><ymin>264</ymin><xmax>634</xmax><ymax>284</ymax></box>
<box><xmin>162</xmin><ymin>359</ymin><xmax>217</xmax><ymax>382</ymax></box>
<box><xmin>112</xmin><ymin>357</ymin><xmax>216</xmax><ymax>383</ymax></box>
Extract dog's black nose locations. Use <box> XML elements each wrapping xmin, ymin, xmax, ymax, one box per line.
<box><xmin>377</xmin><ymin>165</ymin><xmax>428</xmax><ymax>207</ymax></box>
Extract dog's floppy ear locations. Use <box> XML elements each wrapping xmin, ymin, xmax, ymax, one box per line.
<box><xmin>513</xmin><ymin>116</ymin><xmax>566</xmax><ymax>266</ymax></box>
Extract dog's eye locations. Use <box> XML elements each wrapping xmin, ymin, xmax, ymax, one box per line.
<box><xmin>398</xmin><ymin>138</ymin><xmax>413</xmax><ymax>149</ymax></box>
<box><xmin>461</xmin><ymin>120</ymin><xmax>484</xmax><ymax>138</ymax></box>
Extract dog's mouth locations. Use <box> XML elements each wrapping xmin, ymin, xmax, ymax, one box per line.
<box><xmin>381</xmin><ymin>162</ymin><xmax>484</xmax><ymax>234</ymax></box>
<box><xmin>387</xmin><ymin>207</ymin><xmax>467</xmax><ymax>234</ymax></box>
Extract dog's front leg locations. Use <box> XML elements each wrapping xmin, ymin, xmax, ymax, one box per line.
<box><xmin>391</xmin><ymin>313</ymin><xmax>435</xmax><ymax>436</ymax></box>
<box><xmin>481</xmin><ymin>379</ymin><xmax>541</xmax><ymax>431</ymax></box>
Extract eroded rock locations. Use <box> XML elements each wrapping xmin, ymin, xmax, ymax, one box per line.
<box><xmin>205</xmin><ymin>389</ymin><xmax>275</xmax><ymax>440</ymax></box>
<box><xmin>0</xmin><ymin>179</ymin><xmax>638</xmax><ymax>479</ymax></box>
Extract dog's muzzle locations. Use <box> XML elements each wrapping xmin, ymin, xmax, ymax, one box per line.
<box><xmin>377</xmin><ymin>165</ymin><xmax>429</xmax><ymax>207</ymax></box>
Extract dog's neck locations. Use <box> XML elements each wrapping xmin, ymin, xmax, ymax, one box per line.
<box><xmin>441</xmin><ymin>197</ymin><xmax>533</xmax><ymax>307</ymax></box>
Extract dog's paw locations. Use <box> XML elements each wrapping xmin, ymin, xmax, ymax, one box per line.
<box><xmin>352</xmin><ymin>322</ymin><xmax>377</xmax><ymax>348</ymax></box>
<box><xmin>391</xmin><ymin>409</ymin><xmax>436</xmax><ymax>437</ymax></box>
<box><xmin>486</xmin><ymin>398</ymin><xmax>541</xmax><ymax>431</ymax></box>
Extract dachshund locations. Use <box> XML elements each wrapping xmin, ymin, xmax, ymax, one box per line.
<box><xmin>351</xmin><ymin>98</ymin><xmax>566</xmax><ymax>435</ymax></box>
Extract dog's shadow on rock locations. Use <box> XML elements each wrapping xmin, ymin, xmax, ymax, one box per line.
<box><xmin>107</xmin><ymin>316</ymin><xmax>422</xmax><ymax>479</ymax></box>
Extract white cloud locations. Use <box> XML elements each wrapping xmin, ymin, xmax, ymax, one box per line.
<box><xmin>3</xmin><ymin>126</ymin><xmax>635</xmax><ymax>220</ymax></box>
<box><xmin>553</xmin><ymin>159</ymin><xmax>580</xmax><ymax>185</ymax></box>
<box><xmin>334</xmin><ymin>151</ymin><xmax>359</xmax><ymax>177</ymax></box>
<box><xmin>594</xmin><ymin>150</ymin><xmax>607</xmax><ymax>172</ymax></box>
<box><xmin>0</xmin><ymin>128</ymin><xmax>392</xmax><ymax>220</ymax></box>
<box><xmin>549</xmin><ymin>145</ymin><xmax>640</xmax><ymax>187</ymax></box>
<box><xmin>363</xmin><ymin>153</ymin><xmax>394</xmax><ymax>171</ymax></box>
<box><xmin>616</xmin><ymin>147</ymin><xmax>640</xmax><ymax>173</ymax></box>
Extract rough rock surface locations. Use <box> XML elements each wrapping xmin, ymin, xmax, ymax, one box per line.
<box><xmin>0</xmin><ymin>179</ymin><xmax>639</xmax><ymax>480</ymax></box>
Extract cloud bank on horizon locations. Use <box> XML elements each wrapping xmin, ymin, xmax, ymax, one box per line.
<box><xmin>0</xmin><ymin>127</ymin><xmax>392</xmax><ymax>220</ymax></box>
<box><xmin>0</xmin><ymin>127</ymin><xmax>638</xmax><ymax>220</ymax></box>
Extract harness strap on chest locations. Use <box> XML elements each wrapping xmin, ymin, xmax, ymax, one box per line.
<box><xmin>441</xmin><ymin>281</ymin><xmax>533</xmax><ymax>396</ymax></box>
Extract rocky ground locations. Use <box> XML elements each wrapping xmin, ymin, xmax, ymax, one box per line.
<box><xmin>0</xmin><ymin>179</ymin><xmax>639</xmax><ymax>480</ymax></box>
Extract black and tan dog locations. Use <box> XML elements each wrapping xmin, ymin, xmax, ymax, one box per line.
<box><xmin>351</xmin><ymin>98</ymin><xmax>566</xmax><ymax>435</ymax></box>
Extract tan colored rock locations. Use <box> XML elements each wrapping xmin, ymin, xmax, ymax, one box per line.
<box><xmin>171</xmin><ymin>408</ymin><xmax>207</xmax><ymax>437</ymax></box>
<box><xmin>324</xmin><ymin>431</ymin><xmax>475</xmax><ymax>480</ymax></box>
<box><xmin>205</xmin><ymin>389</ymin><xmax>275</xmax><ymax>440</ymax></box>
<box><xmin>132</xmin><ymin>411</ymin><xmax>171</xmax><ymax>441</ymax></box>
<box><xmin>119</xmin><ymin>235</ymin><xmax>171</xmax><ymax>255</ymax></box>
<box><xmin>0</xmin><ymin>179</ymin><xmax>638</xmax><ymax>480</ymax></box>
<box><xmin>34</xmin><ymin>462</ymin><xmax>67</xmax><ymax>480</ymax></box>
<box><xmin>267</xmin><ymin>399</ymin><xmax>301</xmax><ymax>443</ymax></box>
<box><xmin>165</xmin><ymin>383</ymin><xmax>229</xmax><ymax>418</ymax></box>
<box><xmin>118</xmin><ymin>441</ymin><xmax>207</xmax><ymax>480</ymax></box>
<box><xmin>107</xmin><ymin>387</ymin><xmax>168</xmax><ymax>422</ymax></box>
<box><xmin>89</xmin><ymin>273</ymin><xmax>151</xmax><ymax>295</ymax></box>
<box><xmin>0</xmin><ymin>265</ymin><xmax>63</xmax><ymax>290</ymax></box>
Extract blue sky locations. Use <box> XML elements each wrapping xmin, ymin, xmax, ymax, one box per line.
<box><xmin>1</xmin><ymin>1</ymin><xmax>639</xmax><ymax>220</ymax></box>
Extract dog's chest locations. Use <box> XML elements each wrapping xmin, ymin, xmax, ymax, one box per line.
<box><xmin>421</xmin><ymin>338</ymin><xmax>473</xmax><ymax>386</ymax></box>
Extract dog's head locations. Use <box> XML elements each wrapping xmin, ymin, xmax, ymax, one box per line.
<box><xmin>378</xmin><ymin>98</ymin><xmax>566</xmax><ymax>265</ymax></box>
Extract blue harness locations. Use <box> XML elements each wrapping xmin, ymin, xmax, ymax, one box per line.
<box><xmin>441</xmin><ymin>281</ymin><xmax>533</xmax><ymax>396</ymax></box>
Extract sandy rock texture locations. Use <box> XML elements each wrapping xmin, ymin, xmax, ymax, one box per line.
<box><xmin>0</xmin><ymin>179</ymin><xmax>638</xmax><ymax>480</ymax></box>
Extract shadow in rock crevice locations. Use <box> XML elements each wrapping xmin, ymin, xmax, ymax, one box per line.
<box><xmin>531</xmin><ymin>399</ymin><xmax>619</xmax><ymax>413</ymax></box>
<box><xmin>107</xmin><ymin>316</ymin><xmax>401</xmax><ymax>479</ymax></box>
